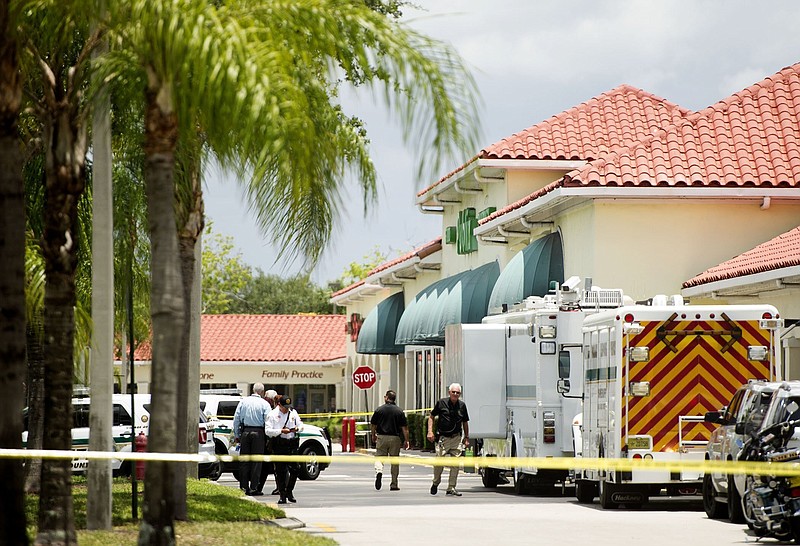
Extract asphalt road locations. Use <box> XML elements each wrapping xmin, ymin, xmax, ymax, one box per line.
<box><xmin>216</xmin><ymin>449</ymin><xmax>774</xmax><ymax>545</ymax></box>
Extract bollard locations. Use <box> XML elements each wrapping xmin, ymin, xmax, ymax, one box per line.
<box><xmin>135</xmin><ymin>431</ymin><xmax>147</xmax><ymax>480</ymax></box>
<box><xmin>348</xmin><ymin>417</ymin><xmax>357</xmax><ymax>453</ymax></box>
<box><xmin>341</xmin><ymin>417</ymin><xmax>350</xmax><ymax>452</ymax></box>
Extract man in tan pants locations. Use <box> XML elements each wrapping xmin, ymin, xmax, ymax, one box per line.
<box><xmin>370</xmin><ymin>390</ymin><xmax>410</xmax><ymax>491</ymax></box>
<box><xmin>428</xmin><ymin>383</ymin><xmax>470</xmax><ymax>496</ymax></box>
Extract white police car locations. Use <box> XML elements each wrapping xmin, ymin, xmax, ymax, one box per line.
<box><xmin>200</xmin><ymin>393</ymin><xmax>331</xmax><ymax>480</ymax></box>
<box><xmin>23</xmin><ymin>393</ymin><xmax>220</xmax><ymax>480</ymax></box>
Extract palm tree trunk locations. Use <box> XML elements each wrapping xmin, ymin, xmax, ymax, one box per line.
<box><xmin>37</xmin><ymin>102</ymin><xmax>85</xmax><ymax>545</ymax></box>
<box><xmin>25</xmin><ymin>321</ymin><xmax>45</xmax><ymax>494</ymax></box>
<box><xmin>87</xmin><ymin>30</ymin><xmax>114</xmax><ymax>529</ymax></box>
<box><xmin>139</xmin><ymin>72</ymin><xmax>183</xmax><ymax>546</ymax></box>
<box><xmin>0</xmin><ymin>1</ymin><xmax>29</xmax><ymax>540</ymax></box>
<box><xmin>174</xmin><ymin>155</ymin><xmax>204</xmax><ymax>519</ymax></box>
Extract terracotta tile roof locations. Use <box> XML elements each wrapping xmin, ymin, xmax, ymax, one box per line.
<box><xmin>330</xmin><ymin>279</ymin><xmax>365</xmax><ymax>299</ymax></box>
<box><xmin>330</xmin><ymin>237</ymin><xmax>442</xmax><ymax>297</ymax></box>
<box><xmin>480</xmin><ymin>63</ymin><xmax>800</xmax><ymax>226</ymax></box>
<box><xmin>366</xmin><ymin>237</ymin><xmax>442</xmax><ymax>276</ymax></box>
<box><xmin>566</xmin><ymin>63</ymin><xmax>800</xmax><ymax>187</ymax></box>
<box><xmin>683</xmin><ymin>225</ymin><xmax>800</xmax><ymax>288</ymax></box>
<box><xmin>482</xmin><ymin>84</ymin><xmax>690</xmax><ymax>160</ymax></box>
<box><xmin>419</xmin><ymin>85</ymin><xmax>689</xmax><ymax>197</ymax></box>
<box><xmin>134</xmin><ymin>314</ymin><xmax>346</xmax><ymax>362</ymax></box>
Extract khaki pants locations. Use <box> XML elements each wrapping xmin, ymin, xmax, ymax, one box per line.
<box><xmin>374</xmin><ymin>434</ymin><xmax>402</xmax><ymax>488</ymax></box>
<box><xmin>432</xmin><ymin>434</ymin><xmax>463</xmax><ymax>491</ymax></box>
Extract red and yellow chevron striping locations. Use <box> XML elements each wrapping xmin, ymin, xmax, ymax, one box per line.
<box><xmin>622</xmin><ymin>319</ymin><xmax>773</xmax><ymax>452</ymax></box>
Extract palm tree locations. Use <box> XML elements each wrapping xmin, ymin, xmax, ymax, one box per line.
<box><xmin>99</xmin><ymin>2</ymin><xmax>480</xmax><ymax>542</ymax></box>
<box><xmin>0</xmin><ymin>0</ymin><xmax>29</xmax><ymax>542</ymax></box>
<box><xmin>14</xmin><ymin>1</ymin><xmax>103</xmax><ymax>541</ymax></box>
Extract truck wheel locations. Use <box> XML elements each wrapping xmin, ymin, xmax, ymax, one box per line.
<box><xmin>727</xmin><ymin>474</ymin><xmax>744</xmax><ymax>523</ymax></box>
<box><xmin>481</xmin><ymin>468</ymin><xmax>500</xmax><ymax>488</ymax></box>
<box><xmin>702</xmin><ymin>473</ymin><xmax>727</xmax><ymax>519</ymax></box>
<box><xmin>599</xmin><ymin>479</ymin><xmax>617</xmax><ymax>509</ymax></box>
<box><xmin>576</xmin><ymin>480</ymin><xmax>597</xmax><ymax>503</ymax></box>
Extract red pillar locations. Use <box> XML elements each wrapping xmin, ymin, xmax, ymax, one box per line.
<box><xmin>341</xmin><ymin>417</ymin><xmax>350</xmax><ymax>452</ymax></box>
<box><xmin>348</xmin><ymin>417</ymin><xmax>357</xmax><ymax>453</ymax></box>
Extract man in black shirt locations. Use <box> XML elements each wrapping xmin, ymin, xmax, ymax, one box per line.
<box><xmin>427</xmin><ymin>382</ymin><xmax>470</xmax><ymax>496</ymax></box>
<box><xmin>370</xmin><ymin>390</ymin><xmax>410</xmax><ymax>491</ymax></box>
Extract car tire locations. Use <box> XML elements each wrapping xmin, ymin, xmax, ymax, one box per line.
<box><xmin>728</xmin><ymin>474</ymin><xmax>744</xmax><ymax>524</ymax></box>
<box><xmin>297</xmin><ymin>443</ymin><xmax>324</xmax><ymax>480</ymax></box>
<box><xmin>702</xmin><ymin>472</ymin><xmax>728</xmax><ymax>519</ymax></box>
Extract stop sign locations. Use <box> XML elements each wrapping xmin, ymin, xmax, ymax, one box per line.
<box><xmin>353</xmin><ymin>365</ymin><xmax>377</xmax><ymax>390</ymax></box>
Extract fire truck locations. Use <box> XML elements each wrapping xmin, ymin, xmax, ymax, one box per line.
<box><xmin>444</xmin><ymin>277</ymin><xmax>626</xmax><ymax>493</ymax></box>
<box><xmin>567</xmin><ymin>297</ymin><xmax>783</xmax><ymax>508</ymax></box>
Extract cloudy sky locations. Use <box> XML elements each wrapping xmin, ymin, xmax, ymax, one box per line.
<box><xmin>204</xmin><ymin>0</ymin><xmax>800</xmax><ymax>285</ymax></box>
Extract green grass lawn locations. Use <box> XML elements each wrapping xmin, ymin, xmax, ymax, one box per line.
<box><xmin>25</xmin><ymin>477</ymin><xmax>336</xmax><ymax>545</ymax></box>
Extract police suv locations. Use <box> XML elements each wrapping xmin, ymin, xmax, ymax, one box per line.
<box><xmin>23</xmin><ymin>393</ymin><xmax>220</xmax><ymax>480</ymax></box>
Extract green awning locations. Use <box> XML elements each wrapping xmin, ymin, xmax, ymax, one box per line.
<box><xmin>395</xmin><ymin>261</ymin><xmax>500</xmax><ymax>346</ymax></box>
<box><xmin>356</xmin><ymin>292</ymin><xmax>405</xmax><ymax>355</ymax></box>
<box><xmin>488</xmin><ymin>231</ymin><xmax>564</xmax><ymax>313</ymax></box>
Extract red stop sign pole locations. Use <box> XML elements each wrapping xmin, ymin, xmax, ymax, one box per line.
<box><xmin>353</xmin><ymin>365</ymin><xmax>377</xmax><ymax>390</ymax></box>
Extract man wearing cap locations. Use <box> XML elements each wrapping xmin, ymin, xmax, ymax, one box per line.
<box><xmin>266</xmin><ymin>395</ymin><xmax>303</xmax><ymax>504</ymax></box>
<box><xmin>232</xmin><ymin>383</ymin><xmax>271</xmax><ymax>495</ymax></box>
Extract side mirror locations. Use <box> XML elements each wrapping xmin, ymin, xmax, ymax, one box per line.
<box><xmin>557</xmin><ymin>378</ymin><xmax>570</xmax><ymax>394</ymax></box>
<box><xmin>735</xmin><ymin>422</ymin><xmax>746</xmax><ymax>435</ymax></box>
<box><xmin>704</xmin><ymin>411</ymin><xmax>723</xmax><ymax>424</ymax></box>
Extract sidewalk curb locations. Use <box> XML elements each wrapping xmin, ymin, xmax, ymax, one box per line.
<box><xmin>266</xmin><ymin>517</ymin><xmax>305</xmax><ymax>530</ymax></box>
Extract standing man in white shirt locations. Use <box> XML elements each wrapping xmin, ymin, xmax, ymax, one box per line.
<box><xmin>266</xmin><ymin>395</ymin><xmax>303</xmax><ymax>504</ymax></box>
<box><xmin>232</xmin><ymin>383</ymin><xmax>271</xmax><ymax>495</ymax></box>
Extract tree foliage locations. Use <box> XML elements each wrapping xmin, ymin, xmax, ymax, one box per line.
<box><xmin>200</xmin><ymin>224</ymin><xmax>253</xmax><ymax>314</ymax></box>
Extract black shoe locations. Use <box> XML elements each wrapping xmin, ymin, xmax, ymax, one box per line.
<box><xmin>430</xmin><ymin>484</ymin><xmax>438</xmax><ymax>495</ymax></box>
<box><xmin>249</xmin><ymin>490</ymin><xmax>263</xmax><ymax>497</ymax></box>
<box><xmin>446</xmin><ymin>489</ymin><xmax>462</xmax><ymax>497</ymax></box>
<box><xmin>375</xmin><ymin>472</ymin><xmax>382</xmax><ymax>490</ymax></box>
<box><xmin>242</xmin><ymin>488</ymin><xmax>252</xmax><ymax>495</ymax></box>
<box><xmin>277</xmin><ymin>497</ymin><xmax>287</xmax><ymax>505</ymax></box>
<box><xmin>390</xmin><ymin>485</ymin><xmax>400</xmax><ymax>491</ymax></box>
<box><xmin>271</xmin><ymin>488</ymin><xmax>280</xmax><ymax>495</ymax></box>
<box><xmin>287</xmin><ymin>495</ymin><xmax>296</xmax><ymax>503</ymax></box>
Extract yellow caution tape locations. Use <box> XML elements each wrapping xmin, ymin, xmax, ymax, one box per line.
<box><xmin>4</xmin><ymin>448</ymin><xmax>800</xmax><ymax>476</ymax></box>
<box><xmin>207</xmin><ymin>408</ymin><xmax>432</xmax><ymax>420</ymax></box>
<box><xmin>298</xmin><ymin>407</ymin><xmax>431</xmax><ymax>419</ymax></box>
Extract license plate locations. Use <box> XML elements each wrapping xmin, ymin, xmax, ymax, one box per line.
<box><xmin>627</xmin><ymin>437</ymin><xmax>650</xmax><ymax>450</ymax></box>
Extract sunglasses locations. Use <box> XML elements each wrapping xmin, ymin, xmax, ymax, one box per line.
<box><xmin>450</xmin><ymin>391</ymin><xmax>461</xmax><ymax>395</ymax></box>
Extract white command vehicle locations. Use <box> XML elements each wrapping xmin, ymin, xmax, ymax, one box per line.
<box><xmin>445</xmin><ymin>277</ymin><xmax>626</xmax><ymax>494</ymax></box>
<box><xmin>572</xmin><ymin>299</ymin><xmax>782</xmax><ymax>508</ymax></box>
<box><xmin>702</xmin><ymin>380</ymin><xmax>781</xmax><ymax>522</ymax></box>
<box><xmin>201</xmin><ymin>393</ymin><xmax>332</xmax><ymax>480</ymax></box>
<box><xmin>22</xmin><ymin>393</ymin><xmax>220</xmax><ymax>479</ymax></box>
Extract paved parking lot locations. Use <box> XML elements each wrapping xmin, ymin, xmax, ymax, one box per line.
<box><xmin>218</xmin><ymin>450</ymin><xmax>762</xmax><ymax>545</ymax></box>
